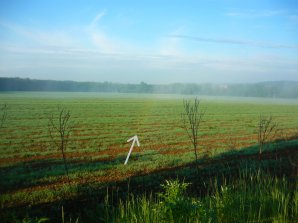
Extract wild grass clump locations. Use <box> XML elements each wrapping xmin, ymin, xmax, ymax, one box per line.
<box><xmin>209</xmin><ymin>171</ymin><xmax>296</xmax><ymax>222</ymax></box>
<box><xmin>105</xmin><ymin>170</ymin><xmax>297</xmax><ymax>223</ymax></box>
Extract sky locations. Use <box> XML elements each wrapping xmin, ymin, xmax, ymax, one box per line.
<box><xmin>0</xmin><ymin>0</ymin><xmax>297</xmax><ymax>84</ymax></box>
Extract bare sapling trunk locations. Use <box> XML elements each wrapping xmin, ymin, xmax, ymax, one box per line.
<box><xmin>0</xmin><ymin>104</ymin><xmax>7</xmax><ymax>129</ymax></box>
<box><xmin>258</xmin><ymin>115</ymin><xmax>277</xmax><ymax>160</ymax></box>
<box><xmin>181</xmin><ymin>98</ymin><xmax>204</xmax><ymax>172</ymax></box>
<box><xmin>48</xmin><ymin>106</ymin><xmax>73</xmax><ymax>184</ymax></box>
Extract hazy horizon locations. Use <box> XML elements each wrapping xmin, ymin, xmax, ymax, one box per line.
<box><xmin>2</xmin><ymin>76</ymin><xmax>298</xmax><ymax>85</ymax></box>
<box><xmin>0</xmin><ymin>0</ymin><xmax>298</xmax><ymax>84</ymax></box>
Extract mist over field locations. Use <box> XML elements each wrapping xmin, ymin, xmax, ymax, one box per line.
<box><xmin>1</xmin><ymin>77</ymin><xmax>298</xmax><ymax>99</ymax></box>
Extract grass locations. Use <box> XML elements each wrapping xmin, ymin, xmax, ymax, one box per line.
<box><xmin>104</xmin><ymin>174</ymin><xmax>297</xmax><ymax>223</ymax></box>
<box><xmin>0</xmin><ymin>92</ymin><xmax>297</xmax><ymax>221</ymax></box>
<box><xmin>1</xmin><ymin>150</ymin><xmax>297</xmax><ymax>222</ymax></box>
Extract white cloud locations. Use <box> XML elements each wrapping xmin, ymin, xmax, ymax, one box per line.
<box><xmin>88</xmin><ymin>11</ymin><xmax>106</xmax><ymax>30</ymax></box>
<box><xmin>0</xmin><ymin>21</ymin><xmax>76</xmax><ymax>47</ymax></box>
<box><xmin>289</xmin><ymin>14</ymin><xmax>298</xmax><ymax>23</ymax></box>
<box><xmin>169</xmin><ymin>34</ymin><xmax>298</xmax><ymax>49</ymax></box>
<box><xmin>225</xmin><ymin>9</ymin><xmax>285</xmax><ymax>18</ymax></box>
<box><xmin>159</xmin><ymin>37</ymin><xmax>180</xmax><ymax>56</ymax></box>
<box><xmin>86</xmin><ymin>11</ymin><xmax>124</xmax><ymax>54</ymax></box>
<box><xmin>91</xmin><ymin>32</ymin><xmax>116</xmax><ymax>53</ymax></box>
<box><xmin>158</xmin><ymin>28</ymin><xmax>187</xmax><ymax>57</ymax></box>
<box><xmin>203</xmin><ymin>54</ymin><xmax>298</xmax><ymax>77</ymax></box>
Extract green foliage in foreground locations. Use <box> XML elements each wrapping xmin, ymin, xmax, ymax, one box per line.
<box><xmin>104</xmin><ymin>172</ymin><xmax>297</xmax><ymax>223</ymax></box>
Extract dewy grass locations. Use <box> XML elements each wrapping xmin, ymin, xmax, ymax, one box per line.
<box><xmin>106</xmin><ymin>170</ymin><xmax>297</xmax><ymax>223</ymax></box>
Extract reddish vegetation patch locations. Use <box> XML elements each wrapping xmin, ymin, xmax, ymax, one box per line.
<box><xmin>0</xmin><ymin>130</ymin><xmax>296</xmax><ymax>169</ymax></box>
<box><xmin>2</xmin><ymin>153</ymin><xmax>100</xmax><ymax>165</ymax></box>
<box><xmin>6</xmin><ymin>168</ymin><xmax>134</xmax><ymax>198</ymax></box>
<box><xmin>144</xmin><ymin>142</ymin><xmax>189</xmax><ymax>151</ymax></box>
<box><xmin>0</xmin><ymin>145</ymin><xmax>139</xmax><ymax>166</ymax></box>
<box><xmin>159</xmin><ymin>149</ymin><xmax>189</xmax><ymax>155</ymax></box>
<box><xmin>175</xmin><ymin>132</ymin><xmax>184</xmax><ymax>136</ymax></box>
<box><xmin>103</xmin><ymin>147</ymin><xmax>128</xmax><ymax>156</ymax></box>
<box><xmin>0</xmin><ymin>153</ymin><xmax>62</xmax><ymax>164</ymax></box>
<box><xmin>171</xmin><ymin>141</ymin><xmax>189</xmax><ymax>147</ymax></box>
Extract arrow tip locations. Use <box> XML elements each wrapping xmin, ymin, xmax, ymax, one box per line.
<box><xmin>127</xmin><ymin>135</ymin><xmax>140</xmax><ymax>146</ymax></box>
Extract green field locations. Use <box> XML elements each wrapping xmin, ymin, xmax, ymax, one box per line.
<box><xmin>0</xmin><ymin>92</ymin><xmax>297</xmax><ymax>222</ymax></box>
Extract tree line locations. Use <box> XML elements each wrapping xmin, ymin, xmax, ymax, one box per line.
<box><xmin>1</xmin><ymin>77</ymin><xmax>298</xmax><ymax>98</ymax></box>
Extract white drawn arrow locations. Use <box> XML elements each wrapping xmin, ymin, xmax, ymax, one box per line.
<box><xmin>124</xmin><ymin>135</ymin><xmax>140</xmax><ymax>165</ymax></box>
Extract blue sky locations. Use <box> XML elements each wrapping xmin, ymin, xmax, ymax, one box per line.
<box><xmin>0</xmin><ymin>0</ymin><xmax>297</xmax><ymax>83</ymax></box>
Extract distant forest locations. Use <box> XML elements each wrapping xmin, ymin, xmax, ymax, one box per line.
<box><xmin>1</xmin><ymin>77</ymin><xmax>298</xmax><ymax>98</ymax></box>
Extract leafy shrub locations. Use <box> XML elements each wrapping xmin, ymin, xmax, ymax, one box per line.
<box><xmin>158</xmin><ymin>179</ymin><xmax>206</xmax><ymax>223</ymax></box>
